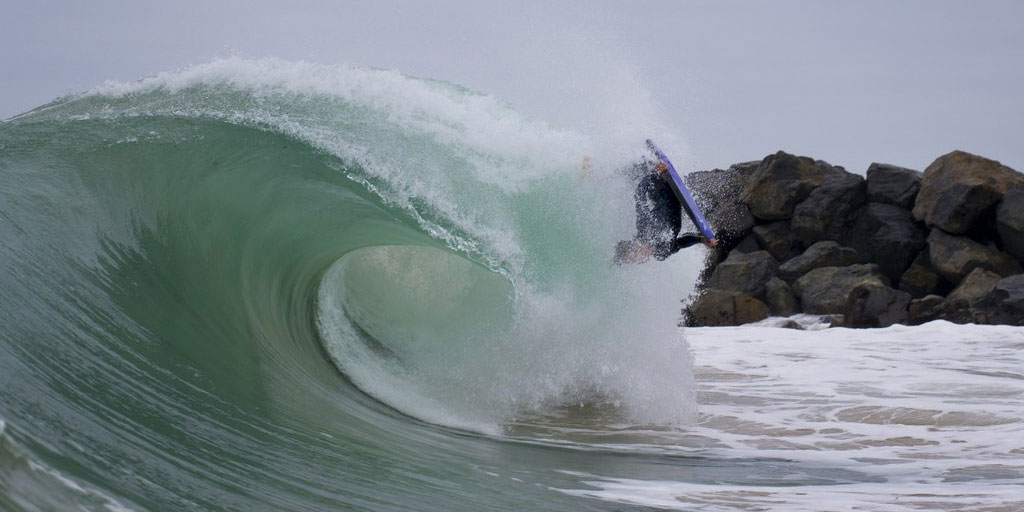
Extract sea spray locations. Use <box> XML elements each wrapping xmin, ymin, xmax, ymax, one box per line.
<box><xmin>3</xmin><ymin>58</ymin><xmax>701</xmax><ymax>445</ymax></box>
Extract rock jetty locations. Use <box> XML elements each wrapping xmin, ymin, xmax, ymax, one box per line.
<box><xmin>684</xmin><ymin>150</ymin><xmax>1024</xmax><ymax>328</ymax></box>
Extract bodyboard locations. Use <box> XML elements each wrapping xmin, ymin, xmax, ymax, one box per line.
<box><xmin>645</xmin><ymin>139</ymin><xmax>715</xmax><ymax>241</ymax></box>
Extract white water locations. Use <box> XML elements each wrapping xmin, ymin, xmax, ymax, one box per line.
<box><xmin>557</xmin><ymin>321</ymin><xmax>1024</xmax><ymax>511</ymax></box>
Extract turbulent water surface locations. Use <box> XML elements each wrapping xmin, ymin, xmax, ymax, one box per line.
<box><xmin>1</xmin><ymin>59</ymin><xmax>1022</xmax><ymax>511</ymax></box>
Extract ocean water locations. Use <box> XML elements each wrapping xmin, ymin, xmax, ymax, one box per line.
<box><xmin>1</xmin><ymin>58</ymin><xmax>1022</xmax><ymax>511</ymax></box>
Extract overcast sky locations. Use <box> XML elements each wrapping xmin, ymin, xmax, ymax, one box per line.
<box><xmin>3</xmin><ymin>0</ymin><xmax>1022</xmax><ymax>174</ymax></box>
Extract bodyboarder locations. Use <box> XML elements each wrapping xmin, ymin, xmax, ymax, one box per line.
<box><xmin>614</xmin><ymin>159</ymin><xmax>717</xmax><ymax>264</ymax></box>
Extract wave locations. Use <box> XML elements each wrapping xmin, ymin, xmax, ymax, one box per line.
<box><xmin>0</xmin><ymin>58</ymin><xmax>702</xmax><ymax>510</ymax></box>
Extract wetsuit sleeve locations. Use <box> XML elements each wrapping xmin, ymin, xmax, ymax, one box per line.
<box><xmin>651</xmin><ymin>233</ymin><xmax>703</xmax><ymax>260</ymax></box>
<box><xmin>673</xmin><ymin>233</ymin><xmax>703</xmax><ymax>250</ymax></box>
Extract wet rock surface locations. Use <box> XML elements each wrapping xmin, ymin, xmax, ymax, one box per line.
<box><xmin>926</xmin><ymin>229</ymin><xmax>1022</xmax><ymax>283</ymax></box>
<box><xmin>912</xmin><ymin>151</ymin><xmax>1024</xmax><ymax>235</ymax></box>
<box><xmin>996</xmin><ymin>187</ymin><xmax>1024</xmax><ymax>263</ymax></box>
<box><xmin>791</xmin><ymin>172</ymin><xmax>866</xmax><ymax>242</ymax></box>
<box><xmin>793</xmin><ymin>264</ymin><xmax>889</xmax><ymax>315</ymax></box>
<box><xmin>843</xmin><ymin>202</ymin><xmax>926</xmax><ymax>283</ymax></box>
<box><xmin>706</xmin><ymin>250</ymin><xmax>779</xmax><ymax>299</ymax></box>
<box><xmin>741</xmin><ymin>151</ymin><xmax>842</xmax><ymax>221</ymax></box>
<box><xmin>866</xmin><ymin>163</ymin><xmax>922</xmax><ymax>209</ymax></box>
<box><xmin>842</xmin><ymin>283</ymin><xmax>912</xmax><ymax>328</ymax></box>
<box><xmin>688</xmin><ymin>289</ymin><xmax>770</xmax><ymax>326</ymax></box>
<box><xmin>777</xmin><ymin>241</ymin><xmax>860</xmax><ymax>282</ymax></box>
<box><xmin>683</xmin><ymin>149</ymin><xmax>1024</xmax><ymax>327</ymax></box>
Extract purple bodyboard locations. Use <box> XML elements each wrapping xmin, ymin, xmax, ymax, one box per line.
<box><xmin>645</xmin><ymin>139</ymin><xmax>715</xmax><ymax>241</ymax></box>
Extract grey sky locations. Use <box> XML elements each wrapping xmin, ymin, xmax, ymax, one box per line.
<box><xmin>3</xmin><ymin>0</ymin><xmax>1022</xmax><ymax>174</ymax></box>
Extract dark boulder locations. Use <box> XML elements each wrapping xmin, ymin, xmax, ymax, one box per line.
<box><xmin>842</xmin><ymin>284</ymin><xmax>912</xmax><ymax>328</ymax></box>
<box><xmin>686</xmin><ymin>163</ymin><xmax>758</xmax><ymax>244</ymax></box>
<box><xmin>942</xmin><ymin>299</ymin><xmax>991</xmax><ymax>325</ymax></box>
<box><xmin>752</xmin><ymin>221</ymin><xmax>804</xmax><ymax>262</ymax></box>
<box><xmin>978</xmin><ymin>274</ymin><xmax>1024</xmax><ymax>326</ymax></box>
<box><xmin>764</xmin><ymin>277</ymin><xmax>800</xmax><ymax>316</ymax></box>
<box><xmin>777</xmin><ymin>241</ymin><xmax>860</xmax><ymax>282</ymax></box>
<box><xmin>946</xmin><ymin>267</ymin><xmax>1002</xmax><ymax>306</ymax></box>
<box><xmin>866</xmin><ymin>163</ymin><xmax>922</xmax><ymax>209</ymax></box>
<box><xmin>842</xmin><ymin>202</ymin><xmax>926</xmax><ymax>283</ymax></box>
<box><xmin>996</xmin><ymin>187</ymin><xmax>1024</xmax><ymax>263</ymax></box>
<box><xmin>898</xmin><ymin>251</ymin><xmax>949</xmax><ymax>299</ymax></box>
<box><xmin>912</xmin><ymin>151</ymin><xmax>1024</xmax><ymax>235</ymax></box>
<box><xmin>793</xmin><ymin>264</ymin><xmax>889</xmax><ymax>314</ymax></box>
<box><xmin>741</xmin><ymin>151</ymin><xmax>843</xmax><ymax>221</ymax></box>
<box><xmin>907</xmin><ymin>295</ymin><xmax>946</xmax><ymax>325</ymax></box>
<box><xmin>927</xmin><ymin>229</ymin><xmax>1023</xmax><ymax>283</ymax></box>
<box><xmin>791</xmin><ymin>172</ymin><xmax>866</xmax><ymax>242</ymax></box>
<box><xmin>706</xmin><ymin>250</ymin><xmax>778</xmax><ymax>299</ymax></box>
<box><xmin>688</xmin><ymin>289</ymin><xmax>770</xmax><ymax>326</ymax></box>
<box><xmin>731</xmin><ymin>233</ymin><xmax>762</xmax><ymax>254</ymax></box>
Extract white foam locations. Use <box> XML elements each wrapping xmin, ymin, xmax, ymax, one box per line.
<box><xmin>552</xmin><ymin>321</ymin><xmax>1024</xmax><ymax>510</ymax></box>
<box><xmin>82</xmin><ymin>57</ymin><xmax>703</xmax><ymax>436</ymax></box>
<box><xmin>89</xmin><ymin>57</ymin><xmax>587</xmax><ymax>186</ymax></box>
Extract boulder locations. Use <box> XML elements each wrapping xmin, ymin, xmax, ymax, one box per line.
<box><xmin>898</xmin><ymin>251</ymin><xmax>948</xmax><ymax>298</ymax></box>
<box><xmin>731</xmin><ymin>233</ymin><xmax>762</xmax><ymax>254</ymax></box>
<box><xmin>912</xmin><ymin>150</ymin><xmax>1024</xmax><ymax>235</ymax></box>
<box><xmin>927</xmin><ymin>229</ymin><xmax>1023</xmax><ymax>283</ymax></box>
<box><xmin>842</xmin><ymin>283</ymin><xmax>912</xmax><ymax>328</ymax></box>
<box><xmin>946</xmin><ymin>267</ymin><xmax>1002</xmax><ymax>306</ymax></box>
<box><xmin>907</xmin><ymin>295</ymin><xmax>946</xmax><ymax>325</ymax></box>
<box><xmin>777</xmin><ymin>241</ymin><xmax>860</xmax><ymax>282</ymax></box>
<box><xmin>706</xmin><ymin>250</ymin><xmax>778</xmax><ymax>299</ymax></box>
<box><xmin>777</xmin><ymin>319</ymin><xmax>804</xmax><ymax>330</ymax></box>
<box><xmin>978</xmin><ymin>274</ymin><xmax>1024</xmax><ymax>326</ymax></box>
<box><xmin>752</xmin><ymin>221</ymin><xmax>804</xmax><ymax>262</ymax></box>
<box><xmin>791</xmin><ymin>172</ymin><xmax>866</xmax><ymax>242</ymax></box>
<box><xmin>996</xmin><ymin>187</ymin><xmax>1024</xmax><ymax>263</ymax></box>
<box><xmin>741</xmin><ymin>151</ymin><xmax>842</xmax><ymax>220</ymax></box>
<box><xmin>942</xmin><ymin>299</ymin><xmax>991</xmax><ymax>325</ymax></box>
<box><xmin>866</xmin><ymin>163</ymin><xmax>922</xmax><ymax>209</ymax></box>
<box><xmin>793</xmin><ymin>264</ymin><xmax>889</xmax><ymax>314</ymax></box>
<box><xmin>764</xmin><ymin>277</ymin><xmax>800</xmax><ymax>316</ymax></box>
<box><xmin>686</xmin><ymin>163</ymin><xmax>758</xmax><ymax>243</ymax></box>
<box><xmin>843</xmin><ymin>202</ymin><xmax>927</xmax><ymax>283</ymax></box>
<box><xmin>688</xmin><ymin>289</ymin><xmax>770</xmax><ymax>326</ymax></box>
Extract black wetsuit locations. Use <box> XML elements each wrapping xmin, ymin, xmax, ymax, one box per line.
<box><xmin>635</xmin><ymin>167</ymin><xmax>702</xmax><ymax>260</ymax></box>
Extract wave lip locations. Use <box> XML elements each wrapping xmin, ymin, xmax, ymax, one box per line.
<box><xmin>0</xmin><ymin>58</ymin><xmax>705</xmax><ymax>511</ymax></box>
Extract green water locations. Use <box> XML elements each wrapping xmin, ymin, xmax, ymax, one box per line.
<box><xmin>1</xmin><ymin>59</ymin><xmax>840</xmax><ymax>512</ymax></box>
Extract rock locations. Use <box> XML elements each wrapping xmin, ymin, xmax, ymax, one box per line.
<box><xmin>791</xmin><ymin>172</ymin><xmax>866</xmax><ymax>242</ymax></box>
<box><xmin>777</xmin><ymin>319</ymin><xmax>804</xmax><ymax>329</ymax></box>
<box><xmin>978</xmin><ymin>275</ymin><xmax>1024</xmax><ymax>325</ymax></box>
<box><xmin>741</xmin><ymin>151</ymin><xmax>843</xmax><ymax>220</ymax></box>
<box><xmin>842</xmin><ymin>202</ymin><xmax>927</xmax><ymax>283</ymax></box>
<box><xmin>907</xmin><ymin>295</ymin><xmax>946</xmax><ymax>325</ymax></box>
<box><xmin>866</xmin><ymin>163</ymin><xmax>922</xmax><ymax>209</ymax></box>
<box><xmin>777</xmin><ymin>241</ymin><xmax>860</xmax><ymax>282</ymax></box>
<box><xmin>731</xmin><ymin>233</ymin><xmax>761</xmax><ymax>254</ymax></box>
<box><xmin>912</xmin><ymin>150</ymin><xmax>1024</xmax><ymax>235</ymax></box>
<box><xmin>943</xmin><ymin>298</ymin><xmax>991</xmax><ymax>325</ymax></box>
<box><xmin>752</xmin><ymin>221</ymin><xmax>804</xmax><ymax>262</ymax></box>
<box><xmin>898</xmin><ymin>251</ymin><xmax>949</xmax><ymax>298</ymax></box>
<box><xmin>686</xmin><ymin>164</ymin><xmax>757</xmax><ymax>244</ymax></box>
<box><xmin>927</xmin><ymin>229</ymin><xmax>1023</xmax><ymax>283</ymax></box>
<box><xmin>842</xmin><ymin>283</ymin><xmax>912</xmax><ymax>328</ymax></box>
<box><xmin>793</xmin><ymin>264</ymin><xmax>889</xmax><ymax>314</ymax></box>
<box><xmin>996</xmin><ymin>187</ymin><xmax>1024</xmax><ymax>263</ymax></box>
<box><xmin>946</xmin><ymin>267</ymin><xmax>1002</xmax><ymax>306</ymax></box>
<box><xmin>688</xmin><ymin>289</ymin><xmax>770</xmax><ymax>326</ymax></box>
<box><xmin>706</xmin><ymin>250</ymin><xmax>778</xmax><ymax>299</ymax></box>
<box><xmin>764</xmin><ymin>277</ymin><xmax>800</xmax><ymax>316</ymax></box>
